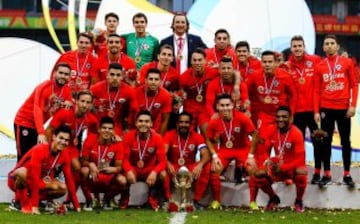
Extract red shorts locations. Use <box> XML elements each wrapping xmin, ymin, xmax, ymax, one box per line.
<box><xmin>90</xmin><ymin>173</ymin><xmax>117</xmax><ymax>192</ymax></box>
<box><xmin>218</xmin><ymin>148</ymin><xmax>249</xmax><ymax>169</ymax></box>
<box><xmin>131</xmin><ymin>165</ymin><xmax>157</xmax><ymax>182</ymax></box>
<box><xmin>270</xmin><ymin>165</ymin><xmax>307</xmax><ymax>182</ymax></box>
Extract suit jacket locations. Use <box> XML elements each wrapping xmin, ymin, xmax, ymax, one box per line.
<box><xmin>160</xmin><ymin>33</ymin><xmax>207</xmax><ymax>68</ymax></box>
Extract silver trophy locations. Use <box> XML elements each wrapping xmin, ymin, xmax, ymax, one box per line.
<box><xmin>168</xmin><ymin>166</ymin><xmax>194</xmax><ymax>212</ymax></box>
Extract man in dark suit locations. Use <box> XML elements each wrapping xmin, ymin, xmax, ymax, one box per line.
<box><xmin>160</xmin><ymin>13</ymin><xmax>207</xmax><ymax>74</ymax></box>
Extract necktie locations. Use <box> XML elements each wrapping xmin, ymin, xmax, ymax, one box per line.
<box><xmin>176</xmin><ymin>37</ymin><xmax>184</xmax><ymax>73</ymax></box>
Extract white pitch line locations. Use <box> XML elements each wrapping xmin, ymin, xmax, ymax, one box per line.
<box><xmin>169</xmin><ymin>212</ymin><xmax>187</xmax><ymax>224</ymax></box>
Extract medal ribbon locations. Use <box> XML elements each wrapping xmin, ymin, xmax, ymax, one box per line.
<box><xmin>145</xmin><ymin>89</ymin><xmax>158</xmax><ymax>111</ymax></box>
<box><xmin>277</xmin><ymin>127</ymin><xmax>290</xmax><ymax>160</ymax></box>
<box><xmin>193</xmin><ymin>73</ymin><xmax>204</xmax><ymax>96</ymax></box>
<box><xmin>46</xmin><ymin>152</ymin><xmax>60</xmax><ymax>177</ymax></box>
<box><xmin>263</xmin><ymin>75</ymin><xmax>276</xmax><ymax>95</ymax></box>
<box><xmin>177</xmin><ymin>133</ymin><xmax>190</xmax><ymax>160</ymax></box>
<box><xmin>137</xmin><ymin>133</ymin><xmax>151</xmax><ymax>161</ymax></box>
<box><xmin>52</xmin><ymin>81</ymin><xmax>64</xmax><ymax>99</ymax></box>
<box><xmin>135</xmin><ymin>37</ymin><xmax>146</xmax><ymax>56</ymax></box>
<box><xmin>221</xmin><ymin>118</ymin><xmax>233</xmax><ymax>143</ymax></box>
<box><xmin>97</xmin><ymin>145</ymin><xmax>109</xmax><ymax>167</ymax></box>
<box><xmin>76</xmin><ymin>52</ymin><xmax>89</xmax><ymax>77</ymax></box>
<box><xmin>107</xmin><ymin>85</ymin><xmax>120</xmax><ymax>110</ymax></box>
<box><xmin>325</xmin><ymin>56</ymin><xmax>339</xmax><ymax>81</ymax></box>
<box><xmin>75</xmin><ymin>118</ymin><xmax>85</xmax><ymax>138</ymax></box>
<box><xmin>160</xmin><ymin>69</ymin><xmax>169</xmax><ymax>87</ymax></box>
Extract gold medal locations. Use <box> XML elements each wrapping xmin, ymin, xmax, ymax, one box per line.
<box><xmin>108</xmin><ymin>110</ymin><xmax>115</xmax><ymax>118</ymax></box>
<box><xmin>76</xmin><ymin>77</ymin><xmax>82</xmax><ymax>85</ymax></box>
<box><xmin>264</xmin><ymin>95</ymin><xmax>272</xmax><ymax>104</ymax></box>
<box><xmin>196</xmin><ymin>94</ymin><xmax>203</xmax><ymax>102</ymax></box>
<box><xmin>330</xmin><ymin>80</ymin><xmax>337</xmax><ymax>87</ymax></box>
<box><xmin>43</xmin><ymin>176</ymin><xmax>51</xmax><ymax>184</ymax></box>
<box><xmin>298</xmin><ymin>77</ymin><xmax>305</xmax><ymax>84</ymax></box>
<box><xmin>135</xmin><ymin>56</ymin><xmax>141</xmax><ymax>63</ymax></box>
<box><xmin>178</xmin><ymin>158</ymin><xmax>185</xmax><ymax>166</ymax></box>
<box><xmin>225</xmin><ymin>140</ymin><xmax>233</xmax><ymax>149</ymax></box>
<box><xmin>137</xmin><ymin>160</ymin><xmax>144</xmax><ymax>168</ymax></box>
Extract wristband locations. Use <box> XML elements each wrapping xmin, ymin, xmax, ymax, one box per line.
<box><xmin>212</xmin><ymin>153</ymin><xmax>218</xmax><ymax>159</ymax></box>
<box><xmin>248</xmin><ymin>153</ymin><xmax>254</xmax><ymax>159</ymax></box>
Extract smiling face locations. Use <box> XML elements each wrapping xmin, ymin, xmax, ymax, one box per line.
<box><xmin>133</xmin><ymin>16</ymin><xmax>147</xmax><ymax>36</ymax></box>
<box><xmin>157</xmin><ymin>47</ymin><xmax>174</xmax><ymax>66</ymax></box>
<box><xmin>98</xmin><ymin>122</ymin><xmax>114</xmax><ymax>141</ymax></box>
<box><xmin>216</xmin><ymin>98</ymin><xmax>234</xmax><ymax>120</ymax></box>
<box><xmin>191</xmin><ymin>52</ymin><xmax>206</xmax><ymax>73</ymax></box>
<box><xmin>136</xmin><ymin>114</ymin><xmax>152</xmax><ymax>133</ymax></box>
<box><xmin>52</xmin><ymin>131</ymin><xmax>71</xmax><ymax>152</ymax></box>
<box><xmin>291</xmin><ymin>40</ymin><xmax>305</xmax><ymax>59</ymax></box>
<box><xmin>236</xmin><ymin>46</ymin><xmax>250</xmax><ymax>63</ymax></box>
<box><xmin>172</xmin><ymin>15</ymin><xmax>188</xmax><ymax>36</ymax></box>
<box><xmin>276</xmin><ymin>109</ymin><xmax>290</xmax><ymax>132</ymax></box>
<box><xmin>107</xmin><ymin>36</ymin><xmax>122</xmax><ymax>55</ymax></box>
<box><xmin>77</xmin><ymin>35</ymin><xmax>92</xmax><ymax>54</ymax></box>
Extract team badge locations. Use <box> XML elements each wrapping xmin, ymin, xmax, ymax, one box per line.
<box><xmin>306</xmin><ymin>61</ymin><xmax>313</xmax><ymax>67</ymax></box>
<box><xmin>321</xmin><ymin>112</ymin><xmax>326</xmax><ymax>119</ymax></box>
<box><xmin>118</xmin><ymin>98</ymin><xmax>126</xmax><ymax>103</ymax></box>
<box><xmin>165</xmin><ymin>81</ymin><xmax>171</xmax><ymax>87</ymax></box>
<box><xmin>188</xmin><ymin>144</ymin><xmax>195</xmax><ymax>151</ymax></box>
<box><xmin>148</xmin><ymin>147</ymin><xmax>155</xmax><ymax>153</ymax></box>
<box><xmin>234</xmin><ymin>127</ymin><xmax>241</xmax><ymax>133</ymax></box>
<box><xmin>143</xmin><ymin>43</ymin><xmax>150</xmax><ymax>50</ymax></box>
<box><xmin>285</xmin><ymin>142</ymin><xmax>292</xmax><ymax>149</ymax></box>
<box><xmin>273</xmin><ymin>80</ymin><xmax>279</xmax><ymax>87</ymax></box>
<box><xmin>335</xmin><ymin>64</ymin><xmax>342</xmax><ymax>71</ymax></box>
<box><xmin>108</xmin><ymin>152</ymin><xmax>114</xmax><ymax>159</ymax></box>
<box><xmin>154</xmin><ymin>103</ymin><xmax>161</xmax><ymax>109</ymax></box>
<box><xmin>22</xmin><ymin>129</ymin><xmax>29</xmax><ymax>136</ymax></box>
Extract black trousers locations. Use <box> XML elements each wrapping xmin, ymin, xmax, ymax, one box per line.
<box><xmin>319</xmin><ymin>108</ymin><xmax>352</xmax><ymax>172</ymax></box>
<box><xmin>293</xmin><ymin>111</ymin><xmax>322</xmax><ymax>170</ymax></box>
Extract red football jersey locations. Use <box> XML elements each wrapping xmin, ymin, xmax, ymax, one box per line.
<box><xmin>14</xmin><ymin>80</ymin><xmax>72</xmax><ymax>134</ymax></box>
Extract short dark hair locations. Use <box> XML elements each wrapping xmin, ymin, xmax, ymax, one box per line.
<box><xmin>171</xmin><ymin>13</ymin><xmax>190</xmax><ymax>32</ymax></box>
<box><xmin>132</xmin><ymin>12</ymin><xmax>147</xmax><ymax>24</ymax></box>
<box><xmin>108</xmin><ymin>62</ymin><xmax>123</xmax><ymax>71</ymax></box>
<box><xmin>76</xmin><ymin>90</ymin><xmax>93</xmax><ymax>101</ymax></box>
<box><xmin>146</xmin><ymin>68</ymin><xmax>161</xmax><ymax>78</ymax></box>
<box><xmin>235</xmin><ymin>41</ymin><xmax>250</xmax><ymax>51</ymax></box>
<box><xmin>276</xmin><ymin>105</ymin><xmax>291</xmax><ymax>115</ymax></box>
<box><xmin>178</xmin><ymin>111</ymin><xmax>193</xmax><ymax>122</ymax></box>
<box><xmin>159</xmin><ymin>44</ymin><xmax>174</xmax><ymax>54</ymax></box>
<box><xmin>136</xmin><ymin>110</ymin><xmax>152</xmax><ymax>120</ymax></box>
<box><xmin>100</xmin><ymin>116</ymin><xmax>115</xmax><ymax>127</ymax></box>
<box><xmin>290</xmin><ymin>35</ymin><xmax>304</xmax><ymax>44</ymax></box>
<box><xmin>216</xmin><ymin>93</ymin><xmax>232</xmax><ymax>103</ymax></box>
<box><xmin>214</xmin><ymin>28</ymin><xmax>230</xmax><ymax>38</ymax></box>
<box><xmin>54</xmin><ymin>125</ymin><xmax>72</xmax><ymax>136</ymax></box>
<box><xmin>220</xmin><ymin>56</ymin><xmax>233</xmax><ymax>64</ymax></box>
<box><xmin>192</xmin><ymin>47</ymin><xmax>206</xmax><ymax>58</ymax></box>
<box><xmin>78</xmin><ymin>32</ymin><xmax>93</xmax><ymax>44</ymax></box>
<box><xmin>107</xmin><ymin>33</ymin><xmax>122</xmax><ymax>40</ymax></box>
<box><xmin>261</xmin><ymin>50</ymin><xmax>276</xmax><ymax>59</ymax></box>
<box><xmin>54</xmin><ymin>62</ymin><xmax>71</xmax><ymax>71</ymax></box>
<box><xmin>105</xmin><ymin>12</ymin><xmax>119</xmax><ymax>21</ymax></box>
<box><xmin>324</xmin><ymin>34</ymin><xmax>338</xmax><ymax>44</ymax></box>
